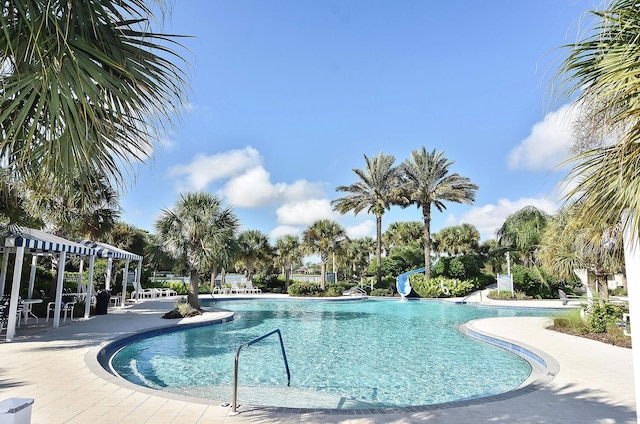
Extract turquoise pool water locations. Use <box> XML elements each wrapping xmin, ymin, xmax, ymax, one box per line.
<box><xmin>110</xmin><ymin>299</ymin><xmax>549</xmax><ymax>409</ymax></box>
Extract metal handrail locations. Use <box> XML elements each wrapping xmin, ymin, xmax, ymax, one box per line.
<box><xmin>230</xmin><ymin>329</ymin><xmax>291</xmax><ymax>415</ymax></box>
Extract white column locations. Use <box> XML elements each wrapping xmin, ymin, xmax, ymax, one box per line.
<box><xmin>0</xmin><ymin>249</ymin><xmax>9</xmax><ymax>295</ymax></box>
<box><xmin>105</xmin><ymin>257</ymin><xmax>113</xmax><ymax>291</ymax></box>
<box><xmin>622</xmin><ymin>212</ymin><xmax>640</xmax><ymax>423</ymax></box>
<box><xmin>53</xmin><ymin>251</ymin><xmax>67</xmax><ymax>329</ymax></box>
<box><xmin>121</xmin><ymin>259</ymin><xmax>130</xmax><ymax>307</ymax></box>
<box><xmin>136</xmin><ymin>259</ymin><xmax>143</xmax><ymax>300</ymax></box>
<box><xmin>5</xmin><ymin>245</ymin><xmax>25</xmax><ymax>342</ymax></box>
<box><xmin>76</xmin><ymin>259</ymin><xmax>84</xmax><ymax>296</ymax></box>
<box><xmin>85</xmin><ymin>255</ymin><xmax>95</xmax><ymax>319</ymax></box>
<box><xmin>27</xmin><ymin>255</ymin><xmax>37</xmax><ymax>299</ymax></box>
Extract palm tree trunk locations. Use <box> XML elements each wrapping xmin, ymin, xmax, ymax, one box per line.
<box><xmin>189</xmin><ymin>268</ymin><xmax>199</xmax><ymax>309</ymax></box>
<box><xmin>320</xmin><ymin>257</ymin><xmax>327</xmax><ymax>290</ymax></box>
<box><xmin>376</xmin><ymin>214</ymin><xmax>382</xmax><ymax>287</ymax></box>
<box><xmin>423</xmin><ymin>206</ymin><xmax>432</xmax><ymax>279</ymax></box>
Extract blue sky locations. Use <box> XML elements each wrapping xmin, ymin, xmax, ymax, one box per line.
<box><xmin>121</xmin><ymin>0</ymin><xmax>598</xmax><ymax>242</ymax></box>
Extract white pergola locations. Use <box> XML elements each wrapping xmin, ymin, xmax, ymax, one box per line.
<box><xmin>0</xmin><ymin>226</ymin><xmax>96</xmax><ymax>342</ymax></box>
<box><xmin>81</xmin><ymin>240</ymin><xmax>143</xmax><ymax>306</ymax></box>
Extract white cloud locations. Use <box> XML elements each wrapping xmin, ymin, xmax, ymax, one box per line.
<box><xmin>167</xmin><ymin>146</ymin><xmax>262</xmax><ymax>191</ymax></box>
<box><xmin>269</xmin><ymin>225</ymin><xmax>301</xmax><ymax>240</ymax></box>
<box><xmin>508</xmin><ymin>103</ymin><xmax>580</xmax><ymax>171</ymax></box>
<box><xmin>276</xmin><ymin>199</ymin><xmax>338</xmax><ymax>226</ymax></box>
<box><xmin>278</xmin><ymin>179</ymin><xmax>326</xmax><ymax>202</ymax></box>
<box><xmin>455</xmin><ymin>197</ymin><xmax>558</xmax><ymax>240</ymax></box>
<box><xmin>222</xmin><ymin>166</ymin><xmax>278</xmax><ymax>207</ymax></box>
<box><xmin>346</xmin><ymin>220</ymin><xmax>375</xmax><ymax>239</ymax></box>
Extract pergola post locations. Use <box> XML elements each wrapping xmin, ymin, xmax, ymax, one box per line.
<box><xmin>121</xmin><ymin>259</ymin><xmax>130</xmax><ymax>307</ymax></box>
<box><xmin>622</xmin><ymin>212</ymin><xmax>640</xmax><ymax>423</ymax></box>
<box><xmin>5</xmin><ymin>245</ymin><xmax>25</xmax><ymax>342</ymax></box>
<box><xmin>105</xmin><ymin>257</ymin><xmax>113</xmax><ymax>291</ymax></box>
<box><xmin>85</xmin><ymin>255</ymin><xmax>95</xmax><ymax>319</ymax></box>
<box><xmin>27</xmin><ymin>255</ymin><xmax>37</xmax><ymax>299</ymax></box>
<box><xmin>53</xmin><ymin>251</ymin><xmax>67</xmax><ymax>329</ymax></box>
<box><xmin>135</xmin><ymin>259</ymin><xmax>143</xmax><ymax>302</ymax></box>
<box><xmin>0</xmin><ymin>248</ymin><xmax>9</xmax><ymax>295</ymax></box>
<box><xmin>76</xmin><ymin>259</ymin><xmax>84</xmax><ymax>297</ymax></box>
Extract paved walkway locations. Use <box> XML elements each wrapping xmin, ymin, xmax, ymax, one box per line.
<box><xmin>0</xmin><ymin>295</ymin><xmax>635</xmax><ymax>423</ymax></box>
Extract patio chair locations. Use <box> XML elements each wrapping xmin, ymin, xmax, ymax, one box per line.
<box><xmin>230</xmin><ymin>282</ymin><xmax>245</xmax><ymax>294</ymax></box>
<box><xmin>245</xmin><ymin>280</ymin><xmax>262</xmax><ymax>294</ymax></box>
<box><xmin>46</xmin><ymin>294</ymin><xmax>76</xmax><ymax>323</ymax></box>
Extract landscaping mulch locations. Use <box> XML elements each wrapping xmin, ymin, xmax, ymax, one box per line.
<box><xmin>549</xmin><ymin>325</ymin><xmax>632</xmax><ymax>349</ymax></box>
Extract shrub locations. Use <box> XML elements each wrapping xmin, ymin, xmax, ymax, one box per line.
<box><xmin>586</xmin><ymin>302</ymin><xmax>629</xmax><ymax>333</ymax></box>
<box><xmin>175</xmin><ymin>300</ymin><xmax>198</xmax><ymax>317</ymax></box>
<box><xmin>288</xmin><ymin>282</ymin><xmax>322</xmax><ymax>297</ymax></box>
<box><xmin>370</xmin><ymin>288</ymin><xmax>393</xmax><ymax>297</ymax></box>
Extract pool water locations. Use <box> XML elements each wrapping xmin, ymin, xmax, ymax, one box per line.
<box><xmin>110</xmin><ymin>299</ymin><xmax>549</xmax><ymax>409</ymax></box>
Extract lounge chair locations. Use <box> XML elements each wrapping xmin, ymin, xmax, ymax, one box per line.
<box><xmin>245</xmin><ymin>280</ymin><xmax>262</xmax><ymax>294</ymax></box>
<box><xmin>230</xmin><ymin>282</ymin><xmax>245</xmax><ymax>294</ymax></box>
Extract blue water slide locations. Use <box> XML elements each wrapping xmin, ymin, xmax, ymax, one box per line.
<box><xmin>396</xmin><ymin>267</ymin><xmax>425</xmax><ymax>297</ymax></box>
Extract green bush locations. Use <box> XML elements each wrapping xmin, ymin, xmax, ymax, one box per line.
<box><xmin>370</xmin><ymin>288</ymin><xmax>393</xmax><ymax>297</ymax></box>
<box><xmin>586</xmin><ymin>302</ymin><xmax>629</xmax><ymax>333</ymax></box>
<box><xmin>410</xmin><ymin>274</ymin><xmax>475</xmax><ymax>298</ymax></box>
<box><xmin>288</xmin><ymin>282</ymin><xmax>322</xmax><ymax>297</ymax></box>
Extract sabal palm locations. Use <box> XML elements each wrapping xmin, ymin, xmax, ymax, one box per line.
<box><xmin>235</xmin><ymin>230</ymin><xmax>272</xmax><ymax>284</ymax></box>
<box><xmin>301</xmin><ymin>219</ymin><xmax>348</xmax><ymax>290</ymax></box>
<box><xmin>274</xmin><ymin>235</ymin><xmax>301</xmax><ymax>291</ymax></box>
<box><xmin>333</xmin><ymin>153</ymin><xmax>401</xmax><ymax>286</ymax></box>
<box><xmin>26</xmin><ymin>171</ymin><xmax>120</xmax><ymax>240</ymax></box>
<box><xmin>344</xmin><ymin>237</ymin><xmax>375</xmax><ymax>283</ymax></box>
<box><xmin>497</xmin><ymin>206</ymin><xmax>548</xmax><ymax>267</ymax></box>
<box><xmin>155</xmin><ymin>192</ymin><xmax>239</xmax><ymax>308</ymax></box>
<box><xmin>400</xmin><ymin>147</ymin><xmax>478</xmax><ymax>279</ymax></box>
<box><xmin>0</xmin><ymin>0</ymin><xmax>188</xmax><ymax>194</ymax></box>
<box><xmin>558</xmin><ymin>0</ymin><xmax>640</xmax><ymax>234</ymax></box>
<box><xmin>538</xmin><ymin>205</ymin><xmax>624</xmax><ymax>299</ymax></box>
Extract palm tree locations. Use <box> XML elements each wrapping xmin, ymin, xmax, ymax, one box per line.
<box><xmin>344</xmin><ymin>237</ymin><xmax>375</xmax><ymax>284</ymax></box>
<box><xmin>274</xmin><ymin>235</ymin><xmax>302</xmax><ymax>291</ymax></box>
<box><xmin>333</xmin><ymin>153</ymin><xmax>401</xmax><ymax>287</ymax></box>
<box><xmin>399</xmin><ymin>147</ymin><xmax>478</xmax><ymax>279</ymax></box>
<box><xmin>538</xmin><ymin>205</ymin><xmax>624</xmax><ymax>301</ymax></box>
<box><xmin>0</xmin><ymin>0</ymin><xmax>188</xmax><ymax>197</ymax></box>
<box><xmin>204</xmin><ymin>236</ymin><xmax>239</xmax><ymax>290</ymax></box>
<box><xmin>433</xmin><ymin>224</ymin><xmax>480</xmax><ymax>257</ymax></box>
<box><xmin>155</xmin><ymin>192</ymin><xmax>239</xmax><ymax>308</ymax></box>
<box><xmin>557</xmin><ymin>0</ymin><xmax>640</xmax><ymax>233</ymax></box>
<box><xmin>497</xmin><ymin>206</ymin><xmax>548</xmax><ymax>267</ymax></box>
<box><xmin>382</xmin><ymin>221</ymin><xmax>424</xmax><ymax>254</ymax></box>
<box><xmin>301</xmin><ymin>219</ymin><xmax>348</xmax><ymax>290</ymax></box>
<box><xmin>235</xmin><ymin>230</ymin><xmax>272</xmax><ymax>286</ymax></box>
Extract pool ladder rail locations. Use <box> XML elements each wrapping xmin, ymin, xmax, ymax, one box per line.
<box><xmin>230</xmin><ymin>328</ymin><xmax>291</xmax><ymax>415</ymax></box>
<box><xmin>343</xmin><ymin>286</ymin><xmax>368</xmax><ymax>299</ymax></box>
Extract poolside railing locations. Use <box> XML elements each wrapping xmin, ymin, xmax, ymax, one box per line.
<box><xmin>230</xmin><ymin>328</ymin><xmax>291</xmax><ymax>415</ymax></box>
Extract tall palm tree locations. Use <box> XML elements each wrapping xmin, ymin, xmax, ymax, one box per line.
<box><xmin>497</xmin><ymin>206</ymin><xmax>548</xmax><ymax>267</ymax></box>
<box><xmin>155</xmin><ymin>192</ymin><xmax>239</xmax><ymax>308</ymax></box>
<box><xmin>274</xmin><ymin>235</ymin><xmax>302</xmax><ymax>291</ymax></box>
<box><xmin>301</xmin><ymin>219</ymin><xmax>348</xmax><ymax>290</ymax></box>
<box><xmin>399</xmin><ymin>147</ymin><xmax>478</xmax><ymax>279</ymax></box>
<box><xmin>332</xmin><ymin>153</ymin><xmax>401</xmax><ymax>287</ymax></box>
<box><xmin>235</xmin><ymin>230</ymin><xmax>272</xmax><ymax>285</ymax></box>
<box><xmin>0</xmin><ymin>0</ymin><xmax>188</xmax><ymax>197</ymax></box>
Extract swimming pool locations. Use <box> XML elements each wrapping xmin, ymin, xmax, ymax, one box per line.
<box><xmin>109</xmin><ymin>299</ymin><xmax>551</xmax><ymax>409</ymax></box>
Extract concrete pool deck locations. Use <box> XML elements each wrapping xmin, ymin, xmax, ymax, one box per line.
<box><xmin>0</xmin><ymin>294</ymin><xmax>635</xmax><ymax>423</ymax></box>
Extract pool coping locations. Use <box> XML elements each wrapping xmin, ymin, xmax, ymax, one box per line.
<box><xmin>88</xmin><ymin>302</ymin><xmax>560</xmax><ymax>417</ymax></box>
